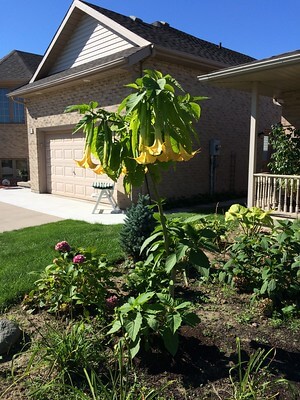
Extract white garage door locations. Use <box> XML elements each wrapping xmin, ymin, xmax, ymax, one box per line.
<box><xmin>45</xmin><ymin>132</ymin><xmax>99</xmax><ymax>200</ymax></box>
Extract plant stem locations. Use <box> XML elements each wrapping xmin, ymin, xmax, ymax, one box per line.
<box><xmin>148</xmin><ymin>169</ymin><xmax>175</xmax><ymax>297</ymax></box>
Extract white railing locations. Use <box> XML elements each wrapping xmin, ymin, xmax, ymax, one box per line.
<box><xmin>254</xmin><ymin>173</ymin><xmax>300</xmax><ymax>217</ymax></box>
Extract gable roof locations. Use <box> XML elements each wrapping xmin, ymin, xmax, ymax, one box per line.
<box><xmin>83</xmin><ymin>1</ymin><xmax>254</xmax><ymax>67</ymax></box>
<box><xmin>10</xmin><ymin>0</ymin><xmax>254</xmax><ymax>97</ymax></box>
<box><xmin>0</xmin><ymin>50</ymin><xmax>42</xmax><ymax>84</ymax></box>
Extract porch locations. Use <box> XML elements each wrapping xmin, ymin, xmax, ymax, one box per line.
<box><xmin>197</xmin><ymin>50</ymin><xmax>300</xmax><ymax>219</ymax></box>
<box><xmin>254</xmin><ymin>173</ymin><xmax>300</xmax><ymax>218</ymax></box>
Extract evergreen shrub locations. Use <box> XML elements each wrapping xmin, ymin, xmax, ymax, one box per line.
<box><xmin>119</xmin><ymin>194</ymin><xmax>156</xmax><ymax>260</ymax></box>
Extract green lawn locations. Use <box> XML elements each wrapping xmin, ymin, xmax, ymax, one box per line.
<box><xmin>0</xmin><ymin>220</ymin><xmax>123</xmax><ymax>309</ymax></box>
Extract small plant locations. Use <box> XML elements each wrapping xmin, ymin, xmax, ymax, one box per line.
<box><xmin>226</xmin><ymin>337</ymin><xmax>288</xmax><ymax>400</ymax></box>
<box><xmin>141</xmin><ymin>214</ymin><xmax>216</xmax><ymax>293</ymax></box>
<box><xmin>126</xmin><ymin>260</ymin><xmax>169</xmax><ymax>294</ymax></box>
<box><xmin>225</xmin><ymin>204</ymin><xmax>273</xmax><ymax>236</ymax></box>
<box><xmin>108</xmin><ymin>291</ymin><xmax>200</xmax><ymax>358</ymax></box>
<box><xmin>24</xmin><ymin>242</ymin><xmax>118</xmax><ymax>316</ymax></box>
<box><xmin>219</xmin><ymin>219</ymin><xmax>300</xmax><ymax>311</ymax></box>
<box><xmin>119</xmin><ymin>194</ymin><xmax>156</xmax><ymax>261</ymax></box>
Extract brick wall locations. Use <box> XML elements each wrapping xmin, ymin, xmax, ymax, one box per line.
<box><xmin>0</xmin><ymin>124</ymin><xmax>28</xmax><ymax>159</ymax></box>
<box><xmin>25</xmin><ymin>61</ymin><xmax>281</xmax><ymax>207</ymax></box>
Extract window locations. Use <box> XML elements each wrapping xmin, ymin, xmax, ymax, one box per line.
<box><xmin>0</xmin><ymin>159</ymin><xmax>28</xmax><ymax>181</ymax></box>
<box><xmin>0</xmin><ymin>89</ymin><xmax>25</xmax><ymax>123</ymax></box>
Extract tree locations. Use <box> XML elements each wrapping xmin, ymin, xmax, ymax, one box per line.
<box><xmin>65</xmin><ymin>70</ymin><xmax>206</xmax><ymax>296</ymax></box>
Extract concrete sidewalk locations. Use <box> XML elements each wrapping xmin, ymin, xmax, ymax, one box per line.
<box><xmin>0</xmin><ymin>187</ymin><xmax>126</xmax><ymax>232</ymax></box>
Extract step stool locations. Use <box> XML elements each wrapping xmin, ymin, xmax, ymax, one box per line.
<box><xmin>91</xmin><ymin>181</ymin><xmax>117</xmax><ymax>214</ymax></box>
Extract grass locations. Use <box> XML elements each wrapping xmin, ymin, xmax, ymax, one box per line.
<box><xmin>0</xmin><ymin>220</ymin><xmax>123</xmax><ymax>309</ymax></box>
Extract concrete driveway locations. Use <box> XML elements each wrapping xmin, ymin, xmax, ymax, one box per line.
<box><xmin>0</xmin><ymin>202</ymin><xmax>63</xmax><ymax>233</ymax></box>
<box><xmin>0</xmin><ymin>187</ymin><xmax>126</xmax><ymax>233</ymax></box>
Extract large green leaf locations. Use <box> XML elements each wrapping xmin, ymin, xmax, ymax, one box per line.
<box><xmin>125</xmin><ymin>312</ymin><xmax>142</xmax><ymax>341</ymax></box>
<box><xmin>167</xmin><ymin>313</ymin><xmax>182</xmax><ymax>334</ymax></box>
<box><xmin>107</xmin><ymin>320</ymin><xmax>122</xmax><ymax>335</ymax></box>
<box><xmin>165</xmin><ymin>253</ymin><xmax>177</xmax><ymax>273</ymax></box>
<box><xmin>162</xmin><ymin>328</ymin><xmax>179</xmax><ymax>356</ymax></box>
<box><xmin>129</xmin><ymin>337</ymin><xmax>141</xmax><ymax>359</ymax></box>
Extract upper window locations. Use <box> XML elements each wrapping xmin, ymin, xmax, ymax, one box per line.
<box><xmin>0</xmin><ymin>89</ymin><xmax>25</xmax><ymax>123</ymax></box>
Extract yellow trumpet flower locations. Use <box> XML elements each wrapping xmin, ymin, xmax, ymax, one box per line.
<box><xmin>93</xmin><ymin>164</ymin><xmax>104</xmax><ymax>174</ymax></box>
<box><xmin>177</xmin><ymin>145</ymin><xmax>199</xmax><ymax>161</ymax></box>
<box><xmin>145</xmin><ymin>137</ymin><xmax>163</xmax><ymax>156</ymax></box>
<box><xmin>156</xmin><ymin>135</ymin><xmax>180</xmax><ymax>162</ymax></box>
<box><xmin>75</xmin><ymin>147</ymin><xmax>104</xmax><ymax>173</ymax></box>
<box><xmin>134</xmin><ymin>150</ymin><xmax>157</xmax><ymax>164</ymax></box>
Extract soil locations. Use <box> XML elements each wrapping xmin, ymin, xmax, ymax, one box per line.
<box><xmin>0</xmin><ymin>281</ymin><xmax>299</xmax><ymax>400</ymax></box>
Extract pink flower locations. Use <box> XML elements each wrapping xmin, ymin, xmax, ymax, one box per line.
<box><xmin>73</xmin><ymin>254</ymin><xmax>85</xmax><ymax>264</ymax></box>
<box><xmin>55</xmin><ymin>241</ymin><xmax>71</xmax><ymax>253</ymax></box>
<box><xmin>106</xmin><ymin>295</ymin><xmax>118</xmax><ymax>309</ymax></box>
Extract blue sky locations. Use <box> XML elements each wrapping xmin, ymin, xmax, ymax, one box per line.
<box><xmin>1</xmin><ymin>0</ymin><xmax>299</xmax><ymax>60</ymax></box>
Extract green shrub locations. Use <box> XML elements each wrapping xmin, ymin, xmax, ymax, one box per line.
<box><xmin>24</xmin><ymin>242</ymin><xmax>119</xmax><ymax>316</ymax></box>
<box><xmin>219</xmin><ymin>219</ymin><xmax>300</xmax><ymax>310</ymax></box>
<box><xmin>119</xmin><ymin>194</ymin><xmax>156</xmax><ymax>261</ymax></box>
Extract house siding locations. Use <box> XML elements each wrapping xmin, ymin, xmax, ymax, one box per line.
<box><xmin>25</xmin><ymin>60</ymin><xmax>280</xmax><ymax>209</ymax></box>
<box><xmin>49</xmin><ymin>14</ymin><xmax>134</xmax><ymax>74</ymax></box>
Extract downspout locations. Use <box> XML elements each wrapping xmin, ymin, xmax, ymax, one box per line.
<box><xmin>247</xmin><ymin>82</ymin><xmax>259</xmax><ymax>207</ymax></box>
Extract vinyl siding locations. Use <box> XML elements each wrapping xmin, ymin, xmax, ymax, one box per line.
<box><xmin>49</xmin><ymin>14</ymin><xmax>134</xmax><ymax>74</ymax></box>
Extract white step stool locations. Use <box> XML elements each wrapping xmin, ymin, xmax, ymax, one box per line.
<box><xmin>91</xmin><ymin>181</ymin><xmax>117</xmax><ymax>214</ymax></box>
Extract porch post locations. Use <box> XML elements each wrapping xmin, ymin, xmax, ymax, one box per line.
<box><xmin>247</xmin><ymin>82</ymin><xmax>258</xmax><ymax>207</ymax></box>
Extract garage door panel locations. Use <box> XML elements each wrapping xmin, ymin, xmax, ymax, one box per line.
<box><xmin>45</xmin><ymin>132</ymin><xmax>101</xmax><ymax>200</ymax></box>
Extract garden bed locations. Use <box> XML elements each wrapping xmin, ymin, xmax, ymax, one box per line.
<box><xmin>0</xmin><ymin>281</ymin><xmax>299</xmax><ymax>399</ymax></box>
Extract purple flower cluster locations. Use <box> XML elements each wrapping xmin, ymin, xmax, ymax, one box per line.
<box><xmin>55</xmin><ymin>241</ymin><xmax>71</xmax><ymax>253</ymax></box>
<box><xmin>73</xmin><ymin>254</ymin><xmax>86</xmax><ymax>264</ymax></box>
<box><xmin>105</xmin><ymin>295</ymin><xmax>118</xmax><ymax>309</ymax></box>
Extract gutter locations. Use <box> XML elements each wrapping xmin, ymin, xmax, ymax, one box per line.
<box><xmin>198</xmin><ymin>51</ymin><xmax>300</xmax><ymax>82</ymax></box>
<box><xmin>9</xmin><ymin>45</ymin><xmax>153</xmax><ymax>98</ymax></box>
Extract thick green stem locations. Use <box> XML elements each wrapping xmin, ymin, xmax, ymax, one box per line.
<box><xmin>148</xmin><ymin>168</ymin><xmax>175</xmax><ymax>298</ymax></box>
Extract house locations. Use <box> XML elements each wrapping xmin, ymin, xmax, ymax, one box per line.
<box><xmin>197</xmin><ymin>50</ymin><xmax>300</xmax><ymax>217</ymax></box>
<box><xmin>0</xmin><ymin>50</ymin><xmax>42</xmax><ymax>184</ymax></box>
<box><xmin>9</xmin><ymin>0</ymin><xmax>281</xmax><ymax>208</ymax></box>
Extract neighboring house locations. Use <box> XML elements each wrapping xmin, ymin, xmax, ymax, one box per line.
<box><xmin>9</xmin><ymin>0</ymin><xmax>280</xmax><ymax>208</ymax></box>
<box><xmin>0</xmin><ymin>50</ymin><xmax>42</xmax><ymax>184</ymax></box>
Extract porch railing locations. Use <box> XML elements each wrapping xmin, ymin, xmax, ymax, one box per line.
<box><xmin>254</xmin><ymin>173</ymin><xmax>300</xmax><ymax>217</ymax></box>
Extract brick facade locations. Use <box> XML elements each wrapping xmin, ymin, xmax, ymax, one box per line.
<box><xmin>25</xmin><ymin>61</ymin><xmax>280</xmax><ymax>208</ymax></box>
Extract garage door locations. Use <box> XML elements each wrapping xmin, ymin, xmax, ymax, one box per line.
<box><xmin>45</xmin><ymin>132</ymin><xmax>99</xmax><ymax>200</ymax></box>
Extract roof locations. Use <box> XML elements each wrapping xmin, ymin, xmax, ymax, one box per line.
<box><xmin>197</xmin><ymin>49</ymin><xmax>300</xmax><ymax>98</ymax></box>
<box><xmin>10</xmin><ymin>47</ymin><xmax>151</xmax><ymax>96</ymax></box>
<box><xmin>0</xmin><ymin>50</ymin><xmax>42</xmax><ymax>83</ymax></box>
<box><xmin>197</xmin><ymin>49</ymin><xmax>300</xmax><ymax>128</ymax></box>
<box><xmin>10</xmin><ymin>0</ymin><xmax>255</xmax><ymax>96</ymax></box>
<box><xmin>83</xmin><ymin>1</ymin><xmax>255</xmax><ymax>67</ymax></box>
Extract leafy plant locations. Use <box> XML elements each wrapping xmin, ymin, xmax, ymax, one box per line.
<box><xmin>119</xmin><ymin>194</ymin><xmax>156</xmax><ymax>261</ymax></box>
<box><xmin>225</xmin><ymin>204</ymin><xmax>273</xmax><ymax>236</ymax></box>
<box><xmin>25</xmin><ymin>242</ymin><xmax>118</xmax><ymax>316</ymax></box>
<box><xmin>126</xmin><ymin>260</ymin><xmax>169</xmax><ymax>294</ymax></box>
<box><xmin>140</xmin><ymin>213</ymin><xmax>216</xmax><ymax>291</ymax></box>
<box><xmin>108</xmin><ymin>291</ymin><xmax>200</xmax><ymax>358</ymax></box>
<box><xmin>268</xmin><ymin>123</ymin><xmax>300</xmax><ymax>175</ymax></box>
<box><xmin>220</xmin><ymin>219</ymin><xmax>300</xmax><ymax>310</ymax></box>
